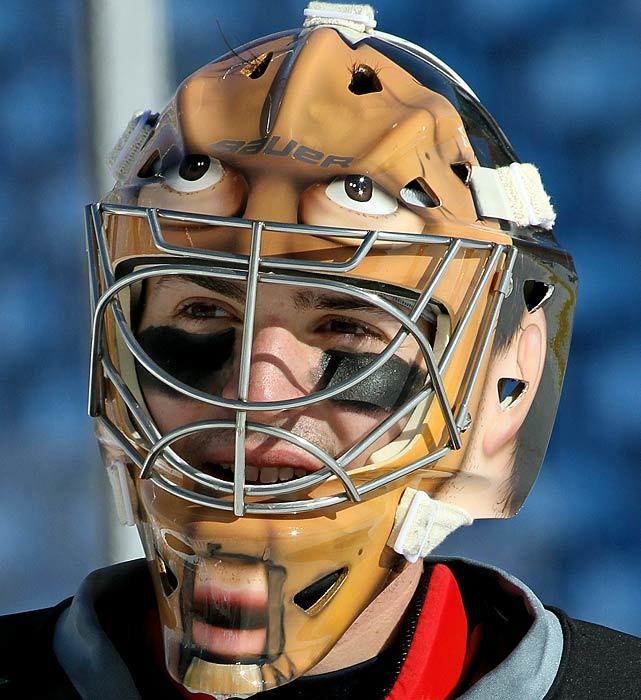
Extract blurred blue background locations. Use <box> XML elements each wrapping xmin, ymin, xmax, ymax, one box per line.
<box><xmin>1</xmin><ymin>0</ymin><xmax>640</xmax><ymax>635</ymax></box>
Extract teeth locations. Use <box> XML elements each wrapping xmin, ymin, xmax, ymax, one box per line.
<box><xmin>214</xmin><ymin>464</ymin><xmax>307</xmax><ymax>484</ymax></box>
<box><xmin>259</xmin><ymin>467</ymin><xmax>279</xmax><ymax>484</ymax></box>
<box><xmin>246</xmin><ymin>465</ymin><xmax>259</xmax><ymax>482</ymax></box>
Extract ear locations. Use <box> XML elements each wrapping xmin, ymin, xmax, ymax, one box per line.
<box><xmin>482</xmin><ymin>306</ymin><xmax>547</xmax><ymax>457</ymax></box>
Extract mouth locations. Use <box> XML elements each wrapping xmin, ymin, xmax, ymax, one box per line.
<box><xmin>203</xmin><ymin>461</ymin><xmax>308</xmax><ymax>485</ymax></box>
<box><xmin>190</xmin><ymin>620</ymin><xmax>269</xmax><ymax>662</ymax></box>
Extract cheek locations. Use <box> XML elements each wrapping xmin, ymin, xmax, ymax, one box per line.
<box><xmin>299</xmin><ymin>183</ymin><xmax>426</xmax><ymax>233</ymax></box>
<box><xmin>325</xmin><ymin>405</ymin><xmax>395</xmax><ymax>460</ymax></box>
<box><xmin>143</xmin><ymin>390</ymin><xmax>215</xmax><ymax>434</ymax></box>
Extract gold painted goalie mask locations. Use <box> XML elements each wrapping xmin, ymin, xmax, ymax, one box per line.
<box><xmin>87</xmin><ymin>4</ymin><xmax>576</xmax><ymax>697</ymax></box>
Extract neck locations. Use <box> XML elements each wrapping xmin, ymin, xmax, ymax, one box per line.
<box><xmin>305</xmin><ymin>559</ymin><xmax>424</xmax><ymax>676</ymax></box>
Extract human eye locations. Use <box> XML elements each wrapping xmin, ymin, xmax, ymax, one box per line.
<box><xmin>174</xmin><ymin>299</ymin><xmax>235</xmax><ymax>324</ymax></box>
<box><xmin>317</xmin><ymin>316</ymin><xmax>387</xmax><ymax>347</ymax></box>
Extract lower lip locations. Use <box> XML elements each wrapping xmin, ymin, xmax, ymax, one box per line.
<box><xmin>192</xmin><ymin>620</ymin><xmax>267</xmax><ymax>658</ymax></box>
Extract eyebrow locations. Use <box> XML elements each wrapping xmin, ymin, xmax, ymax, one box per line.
<box><xmin>291</xmin><ymin>289</ymin><xmax>392</xmax><ymax>316</ymax></box>
<box><xmin>153</xmin><ymin>275</ymin><xmax>412</xmax><ymax>319</ymax></box>
<box><xmin>153</xmin><ymin>275</ymin><xmax>246</xmax><ymax>302</ymax></box>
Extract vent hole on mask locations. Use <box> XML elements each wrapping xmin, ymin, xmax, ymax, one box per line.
<box><xmin>137</xmin><ymin>150</ymin><xmax>161</xmax><ymax>179</ymax></box>
<box><xmin>523</xmin><ymin>280</ymin><xmax>554</xmax><ymax>313</ymax></box>
<box><xmin>294</xmin><ymin>567</ymin><xmax>348</xmax><ymax>615</ymax></box>
<box><xmin>241</xmin><ymin>51</ymin><xmax>273</xmax><ymax>79</ymax></box>
<box><xmin>451</xmin><ymin>162</ymin><xmax>472</xmax><ymax>185</ymax></box>
<box><xmin>164</xmin><ymin>532</ymin><xmax>196</xmax><ymax>557</ymax></box>
<box><xmin>156</xmin><ymin>550</ymin><xmax>179</xmax><ymax>597</ymax></box>
<box><xmin>400</xmin><ymin>178</ymin><xmax>440</xmax><ymax>208</ymax></box>
<box><xmin>498</xmin><ymin>378</ymin><xmax>528</xmax><ymax>409</ymax></box>
<box><xmin>349</xmin><ymin>64</ymin><xmax>382</xmax><ymax>95</ymax></box>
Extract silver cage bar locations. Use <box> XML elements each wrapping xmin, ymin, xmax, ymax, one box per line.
<box><xmin>87</xmin><ymin>203</ymin><xmax>516</xmax><ymax>515</ymax></box>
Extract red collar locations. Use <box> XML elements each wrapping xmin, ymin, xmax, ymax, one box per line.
<box><xmin>386</xmin><ymin>563</ymin><xmax>469</xmax><ymax>700</ymax></box>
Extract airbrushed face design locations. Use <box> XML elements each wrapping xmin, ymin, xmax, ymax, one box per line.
<box><xmin>89</xmin><ymin>22</ymin><xmax>576</xmax><ymax>700</ymax></box>
<box><xmin>177</xmin><ymin>553</ymin><xmax>286</xmax><ymax>668</ymax></box>
<box><xmin>136</xmin><ymin>478</ymin><xmax>402</xmax><ymax>697</ymax></box>
<box><xmin>127</xmin><ymin>272</ymin><xmax>436</xmax><ymax>696</ymax></box>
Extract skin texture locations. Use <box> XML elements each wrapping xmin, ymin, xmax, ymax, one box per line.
<box><xmin>135</xmin><ymin>277</ymin><xmax>429</xmax><ymax>471</ymax></box>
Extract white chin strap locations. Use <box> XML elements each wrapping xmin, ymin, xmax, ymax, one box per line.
<box><xmin>389</xmin><ymin>488</ymin><xmax>473</xmax><ymax>563</ymax></box>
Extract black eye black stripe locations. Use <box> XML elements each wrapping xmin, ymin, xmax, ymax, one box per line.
<box><xmin>135</xmin><ymin>326</ymin><xmax>426</xmax><ymax>411</ymax></box>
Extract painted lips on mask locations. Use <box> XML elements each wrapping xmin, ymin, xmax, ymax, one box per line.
<box><xmin>135</xmin><ymin>325</ymin><xmax>427</xmax><ymax>411</ymax></box>
<box><xmin>177</xmin><ymin>555</ymin><xmax>285</xmax><ymax>670</ymax></box>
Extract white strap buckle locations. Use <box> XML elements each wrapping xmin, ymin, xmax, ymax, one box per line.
<box><xmin>106</xmin><ymin>458</ymin><xmax>136</xmax><ymax>526</ymax></box>
<box><xmin>393</xmin><ymin>490</ymin><xmax>437</xmax><ymax>563</ymax></box>
<box><xmin>390</xmin><ymin>488</ymin><xmax>473</xmax><ymax>563</ymax></box>
<box><xmin>470</xmin><ymin>162</ymin><xmax>556</xmax><ymax>230</ymax></box>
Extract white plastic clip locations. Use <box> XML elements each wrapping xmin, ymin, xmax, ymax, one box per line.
<box><xmin>470</xmin><ymin>162</ymin><xmax>556</xmax><ymax>230</ymax></box>
<box><xmin>394</xmin><ymin>491</ymin><xmax>435</xmax><ymax>563</ymax></box>
<box><xmin>106</xmin><ymin>458</ymin><xmax>136</xmax><ymax>527</ymax></box>
<box><xmin>390</xmin><ymin>488</ymin><xmax>472</xmax><ymax>563</ymax></box>
<box><xmin>107</xmin><ymin>109</ymin><xmax>158</xmax><ymax>184</ymax></box>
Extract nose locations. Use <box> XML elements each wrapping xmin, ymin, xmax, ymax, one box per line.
<box><xmin>242</xmin><ymin>176</ymin><xmax>300</xmax><ymax>223</ymax></box>
<box><xmin>221</xmin><ymin>323</ymin><xmax>317</xmax><ymax>409</ymax></box>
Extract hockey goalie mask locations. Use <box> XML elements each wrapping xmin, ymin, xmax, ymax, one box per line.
<box><xmin>87</xmin><ymin>5</ymin><xmax>576</xmax><ymax>697</ymax></box>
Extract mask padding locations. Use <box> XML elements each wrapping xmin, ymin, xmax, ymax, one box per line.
<box><xmin>349</xmin><ymin>63</ymin><xmax>382</xmax><ymax>94</ymax></box>
<box><xmin>498</xmin><ymin>377</ymin><xmax>528</xmax><ymax>409</ymax></box>
<box><xmin>294</xmin><ymin>567</ymin><xmax>348</xmax><ymax>614</ymax></box>
<box><xmin>523</xmin><ymin>280</ymin><xmax>554</xmax><ymax>313</ymax></box>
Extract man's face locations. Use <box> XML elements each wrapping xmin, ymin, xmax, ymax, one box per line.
<box><xmin>135</xmin><ymin>274</ymin><xmax>430</xmax><ymax>479</ymax></box>
<box><xmin>129</xmin><ymin>273</ymin><xmax>432</xmax><ymax>695</ymax></box>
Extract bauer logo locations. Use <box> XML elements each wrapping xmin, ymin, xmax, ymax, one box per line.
<box><xmin>211</xmin><ymin>136</ymin><xmax>354</xmax><ymax>168</ymax></box>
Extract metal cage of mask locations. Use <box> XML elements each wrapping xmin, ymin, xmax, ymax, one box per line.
<box><xmin>87</xmin><ymin>202</ymin><xmax>517</xmax><ymax>516</ymax></box>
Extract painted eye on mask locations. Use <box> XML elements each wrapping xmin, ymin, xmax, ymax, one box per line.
<box><xmin>163</xmin><ymin>154</ymin><xmax>225</xmax><ymax>193</ymax></box>
<box><xmin>325</xmin><ymin>175</ymin><xmax>398</xmax><ymax>215</ymax></box>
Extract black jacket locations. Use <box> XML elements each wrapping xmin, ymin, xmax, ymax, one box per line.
<box><xmin>1</xmin><ymin>559</ymin><xmax>640</xmax><ymax>699</ymax></box>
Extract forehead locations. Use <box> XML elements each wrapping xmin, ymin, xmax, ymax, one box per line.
<box><xmin>175</xmin><ymin>27</ymin><xmax>478</xmax><ymax>225</ymax></box>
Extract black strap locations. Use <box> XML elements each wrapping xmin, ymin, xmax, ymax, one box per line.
<box><xmin>0</xmin><ymin>600</ymin><xmax>80</xmax><ymax>699</ymax></box>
